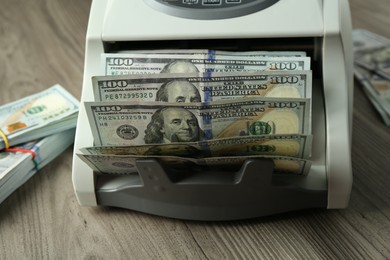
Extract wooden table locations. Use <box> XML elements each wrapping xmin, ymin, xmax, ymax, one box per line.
<box><xmin>1</xmin><ymin>0</ymin><xmax>389</xmax><ymax>259</ymax></box>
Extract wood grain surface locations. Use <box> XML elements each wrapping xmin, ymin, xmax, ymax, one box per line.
<box><xmin>0</xmin><ymin>0</ymin><xmax>389</xmax><ymax>259</ymax></box>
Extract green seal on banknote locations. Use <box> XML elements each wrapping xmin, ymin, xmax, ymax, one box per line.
<box><xmin>116</xmin><ymin>125</ymin><xmax>139</xmax><ymax>140</ymax></box>
<box><xmin>27</xmin><ymin>105</ymin><xmax>47</xmax><ymax>115</ymax></box>
<box><xmin>249</xmin><ymin>121</ymin><xmax>272</xmax><ymax>135</ymax></box>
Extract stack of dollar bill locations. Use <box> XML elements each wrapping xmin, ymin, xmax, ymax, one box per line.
<box><xmin>79</xmin><ymin>50</ymin><xmax>314</xmax><ymax>175</ymax></box>
<box><xmin>0</xmin><ymin>84</ymin><xmax>79</xmax><ymax>203</ymax></box>
<box><xmin>353</xmin><ymin>29</ymin><xmax>390</xmax><ymax>126</ymax></box>
<box><xmin>0</xmin><ymin>129</ymin><xmax>75</xmax><ymax>204</ymax></box>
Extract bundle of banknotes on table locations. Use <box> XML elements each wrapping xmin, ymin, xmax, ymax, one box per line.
<box><xmin>353</xmin><ymin>29</ymin><xmax>390</xmax><ymax>126</ymax></box>
<box><xmin>78</xmin><ymin>50</ymin><xmax>314</xmax><ymax>176</ymax></box>
<box><xmin>0</xmin><ymin>84</ymin><xmax>79</xmax><ymax>204</ymax></box>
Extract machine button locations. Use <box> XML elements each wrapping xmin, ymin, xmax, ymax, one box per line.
<box><xmin>226</xmin><ymin>0</ymin><xmax>241</xmax><ymax>3</ymax></box>
<box><xmin>183</xmin><ymin>0</ymin><xmax>199</xmax><ymax>4</ymax></box>
<box><xmin>202</xmin><ymin>0</ymin><xmax>222</xmax><ymax>6</ymax></box>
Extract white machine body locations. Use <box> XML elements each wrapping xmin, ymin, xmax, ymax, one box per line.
<box><xmin>72</xmin><ymin>0</ymin><xmax>353</xmax><ymax>215</ymax></box>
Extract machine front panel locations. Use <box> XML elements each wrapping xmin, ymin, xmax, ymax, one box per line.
<box><xmin>101</xmin><ymin>0</ymin><xmax>324</xmax><ymax>41</ymax></box>
<box><xmin>144</xmin><ymin>0</ymin><xmax>279</xmax><ymax>19</ymax></box>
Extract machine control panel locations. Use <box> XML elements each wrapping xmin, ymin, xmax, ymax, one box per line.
<box><xmin>144</xmin><ymin>0</ymin><xmax>279</xmax><ymax>19</ymax></box>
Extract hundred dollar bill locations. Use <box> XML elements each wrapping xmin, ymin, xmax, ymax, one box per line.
<box><xmin>355</xmin><ymin>66</ymin><xmax>390</xmax><ymax>125</ymax></box>
<box><xmin>101</xmin><ymin>53</ymin><xmax>311</xmax><ymax>75</ymax></box>
<box><xmin>118</xmin><ymin>49</ymin><xmax>307</xmax><ymax>57</ymax></box>
<box><xmin>85</xmin><ymin>98</ymin><xmax>311</xmax><ymax>146</ymax></box>
<box><xmin>353</xmin><ymin>29</ymin><xmax>390</xmax><ymax>52</ymax></box>
<box><xmin>354</xmin><ymin>66</ymin><xmax>390</xmax><ymax>115</ymax></box>
<box><xmin>361</xmin><ymin>85</ymin><xmax>390</xmax><ymax>126</ymax></box>
<box><xmin>0</xmin><ymin>85</ymin><xmax>79</xmax><ymax>150</ymax></box>
<box><xmin>353</xmin><ymin>29</ymin><xmax>390</xmax><ymax>80</ymax></box>
<box><xmin>77</xmin><ymin>153</ymin><xmax>312</xmax><ymax>175</ymax></box>
<box><xmin>92</xmin><ymin>71</ymin><xmax>312</xmax><ymax>102</ymax></box>
<box><xmin>80</xmin><ymin>134</ymin><xmax>312</xmax><ymax>159</ymax></box>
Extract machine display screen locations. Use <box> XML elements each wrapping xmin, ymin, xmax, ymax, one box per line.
<box><xmin>144</xmin><ymin>0</ymin><xmax>279</xmax><ymax>19</ymax></box>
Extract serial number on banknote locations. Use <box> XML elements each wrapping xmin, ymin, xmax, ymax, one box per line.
<box><xmin>104</xmin><ymin>92</ymin><xmax>154</xmax><ymax>100</ymax></box>
<box><xmin>98</xmin><ymin>115</ymin><xmax>149</xmax><ymax>121</ymax></box>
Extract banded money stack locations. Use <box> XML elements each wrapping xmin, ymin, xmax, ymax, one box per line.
<box><xmin>0</xmin><ymin>85</ymin><xmax>79</xmax><ymax>203</ymax></box>
<box><xmin>78</xmin><ymin>50</ymin><xmax>314</xmax><ymax>175</ymax></box>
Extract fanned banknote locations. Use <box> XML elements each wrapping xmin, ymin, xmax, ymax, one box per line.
<box><xmin>353</xmin><ymin>29</ymin><xmax>390</xmax><ymax>51</ymax></box>
<box><xmin>101</xmin><ymin>53</ymin><xmax>311</xmax><ymax>75</ymax></box>
<box><xmin>353</xmin><ymin>29</ymin><xmax>390</xmax><ymax>125</ymax></box>
<box><xmin>360</xmin><ymin>85</ymin><xmax>390</xmax><ymax>126</ymax></box>
<box><xmin>354</xmin><ymin>66</ymin><xmax>390</xmax><ymax>115</ymax></box>
<box><xmin>87</xmin><ymin>49</ymin><xmax>315</xmax><ymax>176</ymax></box>
<box><xmin>92</xmin><ymin>71</ymin><xmax>312</xmax><ymax>102</ymax></box>
<box><xmin>85</xmin><ymin>98</ymin><xmax>311</xmax><ymax>146</ymax></box>
<box><xmin>80</xmin><ymin>134</ymin><xmax>312</xmax><ymax>159</ymax></box>
<box><xmin>0</xmin><ymin>85</ymin><xmax>79</xmax><ymax>150</ymax></box>
<box><xmin>118</xmin><ymin>49</ymin><xmax>307</xmax><ymax>57</ymax></box>
<box><xmin>77</xmin><ymin>153</ymin><xmax>312</xmax><ymax>175</ymax></box>
<box><xmin>353</xmin><ymin>29</ymin><xmax>390</xmax><ymax>80</ymax></box>
<box><xmin>354</xmin><ymin>66</ymin><xmax>390</xmax><ymax>125</ymax></box>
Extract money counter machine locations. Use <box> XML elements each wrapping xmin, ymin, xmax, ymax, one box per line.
<box><xmin>72</xmin><ymin>0</ymin><xmax>354</xmax><ymax>220</ymax></box>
